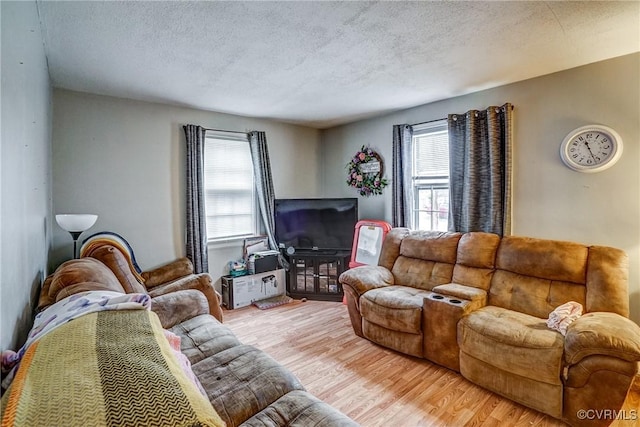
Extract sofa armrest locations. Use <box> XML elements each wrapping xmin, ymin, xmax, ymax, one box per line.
<box><xmin>147</xmin><ymin>273</ymin><xmax>224</xmax><ymax>322</ymax></box>
<box><xmin>339</xmin><ymin>265</ymin><xmax>394</xmax><ymax>298</ymax></box>
<box><xmin>142</xmin><ymin>257</ymin><xmax>194</xmax><ymax>288</ymax></box>
<box><xmin>151</xmin><ymin>289</ymin><xmax>209</xmax><ymax>328</ymax></box>
<box><xmin>564</xmin><ymin>312</ymin><xmax>640</xmax><ymax>365</ymax></box>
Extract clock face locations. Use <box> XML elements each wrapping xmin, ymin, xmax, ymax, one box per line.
<box><xmin>560</xmin><ymin>125</ymin><xmax>623</xmax><ymax>173</ymax></box>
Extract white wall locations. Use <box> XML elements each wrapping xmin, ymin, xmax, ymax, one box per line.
<box><xmin>52</xmin><ymin>90</ymin><xmax>321</xmax><ymax>290</ymax></box>
<box><xmin>321</xmin><ymin>53</ymin><xmax>640</xmax><ymax>324</ymax></box>
<box><xmin>0</xmin><ymin>1</ymin><xmax>53</xmax><ymax>351</ymax></box>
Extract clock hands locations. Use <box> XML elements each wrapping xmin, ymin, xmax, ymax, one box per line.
<box><xmin>584</xmin><ymin>141</ymin><xmax>597</xmax><ymax>163</ymax></box>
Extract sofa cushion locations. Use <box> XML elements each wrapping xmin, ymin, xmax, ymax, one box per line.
<box><xmin>585</xmin><ymin>246</ymin><xmax>630</xmax><ymax>316</ymax></box>
<box><xmin>142</xmin><ymin>257</ymin><xmax>193</xmax><ymax>288</ymax></box>
<box><xmin>451</xmin><ymin>232</ymin><xmax>501</xmax><ymax>290</ymax></box>
<box><xmin>84</xmin><ymin>245</ymin><xmax>148</xmax><ymax>294</ymax></box>
<box><xmin>360</xmin><ymin>286</ymin><xmax>431</xmax><ymax>334</ymax></box>
<box><xmin>388</xmin><ymin>231</ymin><xmax>460</xmax><ymax>291</ymax></box>
<box><xmin>391</xmin><ymin>257</ymin><xmax>455</xmax><ymax>291</ymax></box>
<box><xmin>458</xmin><ymin>306</ymin><xmax>565</xmax><ymax>385</ymax></box>
<box><xmin>152</xmin><ymin>290</ymin><xmax>210</xmax><ymax>329</ymax></box>
<box><xmin>399</xmin><ymin>231</ymin><xmax>461</xmax><ymax>263</ymax></box>
<box><xmin>455</xmin><ymin>232</ymin><xmax>500</xmax><ymax>269</ymax></box>
<box><xmin>170</xmin><ymin>314</ymin><xmax>243</xmax><ymax>364</ymax></box>
<box><xmin>496</xmin><ymin>236</ymin><xmax>589</xmax><ymax>284</ymax></box>
<box><xmin>488</xmin><ymin>270</ymin><xmax>586</xmax><ymax>319</ymax></box>
<box><xmin>490</xmin><ymin>236</ymin><xmax>591</xmax><ymax>318</ymax></box>
<box><xmin>191</xmin><ymin>344</ymin><xmax>305</xmax><ymax>427</ymax></box>
<box><xmin>50</xmin><ymin>257</ymin><xmax>126</xmax><ymax>301</ymax></box>
<box><xmin>377</xmin><ymin>227</ymin><xmax>410</xmax><ymax>271</ymax></box>
<box><xmin>241</xmin><ymin>390</ymin><xmax>357</xmax><ymax>427</ymax></box>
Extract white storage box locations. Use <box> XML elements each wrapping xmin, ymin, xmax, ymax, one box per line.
<box><xmin>221</xmin><ymin>269</ymin><xmax>285</xmax><ymax>309</ymax></box>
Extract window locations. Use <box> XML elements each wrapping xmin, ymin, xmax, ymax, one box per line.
<box><xmin>412</xmin><ymin>120</ymin><xmax>449</xmax><ymax>231</ymax></box>
<box><xmin>204</xmin><ymin>131</ymin><xmax>257</xmax><ymax>241</ymax></box>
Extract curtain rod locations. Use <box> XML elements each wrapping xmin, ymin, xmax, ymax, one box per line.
<box><xmin>203</xmin><ymin>127</ymin><xmax>250</xmax><ymax>135</ymax></box>
<box><xmin>410</xmin><ymin>117</ymin><xmax>446</xmax><ymax>127</ymax></box>
<box><xmin>411</xmin><ymin>104</ymin><xmax>514</xmax><ymax>126</ymax></box>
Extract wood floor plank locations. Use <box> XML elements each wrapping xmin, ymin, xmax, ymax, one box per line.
<box><xmin>611</xmin><ymin>374</ymin><xmax>640</xmax><ymax>427</ymax></box>
<box><xmin>223</xmin><ymin>300</ymin><xmax>639</xmax><ymax>426</ymax></box>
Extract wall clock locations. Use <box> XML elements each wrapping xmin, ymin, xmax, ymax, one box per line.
<box><xmin>560</xmin><ymin>125</ymin><xmax>623</xmax><ymax>173</ymax></box>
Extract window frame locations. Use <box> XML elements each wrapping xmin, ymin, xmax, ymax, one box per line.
<box><xmin>410</xmin><ymin>120</ymin><xmax>450</xmax><ymax>231</ymax></box>
<box><xmin>204</xmin><ymin>130</ymin><xmax>259</xmax><ymax>245</ymax></box>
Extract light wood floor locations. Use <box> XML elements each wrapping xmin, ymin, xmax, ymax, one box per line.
<box><xmin>222</xmin><ymin>300</ymin><xmax>639</xmax><ymax>427</ymax></box>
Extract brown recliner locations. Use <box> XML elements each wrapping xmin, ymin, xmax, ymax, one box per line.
<box><xmin>77</xmin><ymin>243</ymin><xmax>224</xmax><ymax>323</ymax></box>
<box><xmin>39</xmin><ymin>245</ymin><xmax>224</xmax><ymax>323</ymax></box>
<box><xmin>37</xmin><ymin>256</ymin><xmax>129</xmax><ymax>312</ymax></box>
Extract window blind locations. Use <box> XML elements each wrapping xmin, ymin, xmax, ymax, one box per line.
<box><xmin>413</xmin><ymin>126</ymin><xmax>449</xmax><ymax>178</ymax></box>
<box><xmin>204</xmin><ymin>133</ymin><xmax>255</xmax><ymax>240</ymax></box>
<box><xmin>411</xmin><ymin>120</ymin><xmax>450</xmax><ymax>231</ymax></box>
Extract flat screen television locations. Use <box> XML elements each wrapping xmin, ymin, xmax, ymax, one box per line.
<box><xmin>274</xmin><ymin>198</ymin><xmax>358</xmax><ymax>253</ymax></box>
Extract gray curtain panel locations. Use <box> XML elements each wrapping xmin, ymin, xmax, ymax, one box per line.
<box><xmin>392</xmin><ymin>124</ymin><xmax>413</xmax><ymax>228</ymax></box>
<box><xmin>248</xmin><ymin>131</ymin><xmax>277</xmax><ymax>250</ymax></box>
<box><xmin>447</xmin><ymin>103</ymin><xmax>513</xmax><ymax>236</ymax></box>
<box><xmin>183</xmin><ymin>124</ymin><xmax>209</xmax><ymax>273</ymax></box>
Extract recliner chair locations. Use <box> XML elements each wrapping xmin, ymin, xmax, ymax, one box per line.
<box><xmin>76</xmin><ymin>231</ymin><xmax>224</xmax><ymax>322</ymax></box>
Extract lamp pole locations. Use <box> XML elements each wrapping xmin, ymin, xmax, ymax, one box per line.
<box><xmin>69</xmin><ymin>231</ymin><xmax>83</xmax><ymax>259</ymax></box>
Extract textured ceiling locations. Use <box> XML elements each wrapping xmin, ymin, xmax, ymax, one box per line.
<box><xmin>37</xmin><ymin>1</ymin><xmax>640</xmax><ymax>129</ymax></box>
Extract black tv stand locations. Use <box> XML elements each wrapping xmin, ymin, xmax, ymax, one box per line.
<box><xmin>285</xmin><ymin>250</ymin><xmax>350</xmax><ymax>302</ymax></box>
<box><xmin>295</xmin><ymin>249</ymin><xmax>337</xmax><ymax>256</ymax></box>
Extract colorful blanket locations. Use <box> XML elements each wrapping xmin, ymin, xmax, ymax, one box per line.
<box><xmin>2</xmin><ymin>291</ymin><xmax>151</xmax><ymax>389</ymax></box>
<box><xmin>1</xmin><ymin>309</ymin><xmax>225</xmax><ymax>426</ymax></box>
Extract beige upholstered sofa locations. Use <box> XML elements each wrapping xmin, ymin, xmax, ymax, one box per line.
<box><xmin>339</xmin><ymin>229</ymin><xmax>640</xmax><ymax>426</ymax></box>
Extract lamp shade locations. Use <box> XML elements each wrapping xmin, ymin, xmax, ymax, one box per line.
<box><xmin>55</xmin><ymin>214</ymin><xmax>98</xmax><ymax>232</ymax></box>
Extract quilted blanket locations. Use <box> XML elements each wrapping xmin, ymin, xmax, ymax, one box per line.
<box><xmin>0</xmin><ymin>310</ymin><xmax>225</xmax><ymax>427</ymax></box>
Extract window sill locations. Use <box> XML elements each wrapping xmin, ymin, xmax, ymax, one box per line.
<box><xmin>207</xmin><ymin>236</ymin><xmax>256</xmax><ymax>249</ymax></box>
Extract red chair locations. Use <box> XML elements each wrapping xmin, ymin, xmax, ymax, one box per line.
<box><xmin>349</xmin><ymin>220</ymin><xmax>392</xmax><ymax>268</ymax></box>
<box><xmin>343</xmin><ymin>220</ymin><xmax>392</xmax><ymax>303</ymax></box>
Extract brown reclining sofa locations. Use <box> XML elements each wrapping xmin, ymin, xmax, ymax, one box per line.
<box><xmin>339</xmin><ymin>229</ymin><xmax>640</xmax><ymax>426</ymax></box>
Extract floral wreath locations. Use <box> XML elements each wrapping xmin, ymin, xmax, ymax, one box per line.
<box><xmin>346</xmin><ymin>145</ymin><xmax>389</xmax><ymax>196</ymax></box>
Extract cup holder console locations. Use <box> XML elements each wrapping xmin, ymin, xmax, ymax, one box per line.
<box><xmin>428</xmin><ymin>293</ymin><xmax>462</xmax><ymax>305</ymax></box>
<box><xmin>424</xmin><ymin>292</ymin><xmax>471</xmax><ymax>371</ymax></box>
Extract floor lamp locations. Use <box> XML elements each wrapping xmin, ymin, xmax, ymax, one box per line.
<box><xmin>56</xmin><ymin>214</ymin><xmax>98</xmax><ymax>259</ymax></box>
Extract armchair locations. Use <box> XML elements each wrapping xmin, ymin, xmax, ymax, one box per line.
<box><xmin>78</xmin><ymin>232</ymin><xmax>223</xmax><ymax>322</ymax></box>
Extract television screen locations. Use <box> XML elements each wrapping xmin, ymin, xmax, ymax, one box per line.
<box><xmin>274</xmin><ymin>198</ymin><xmax>358</xmax><ymax>252</ymax></box>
